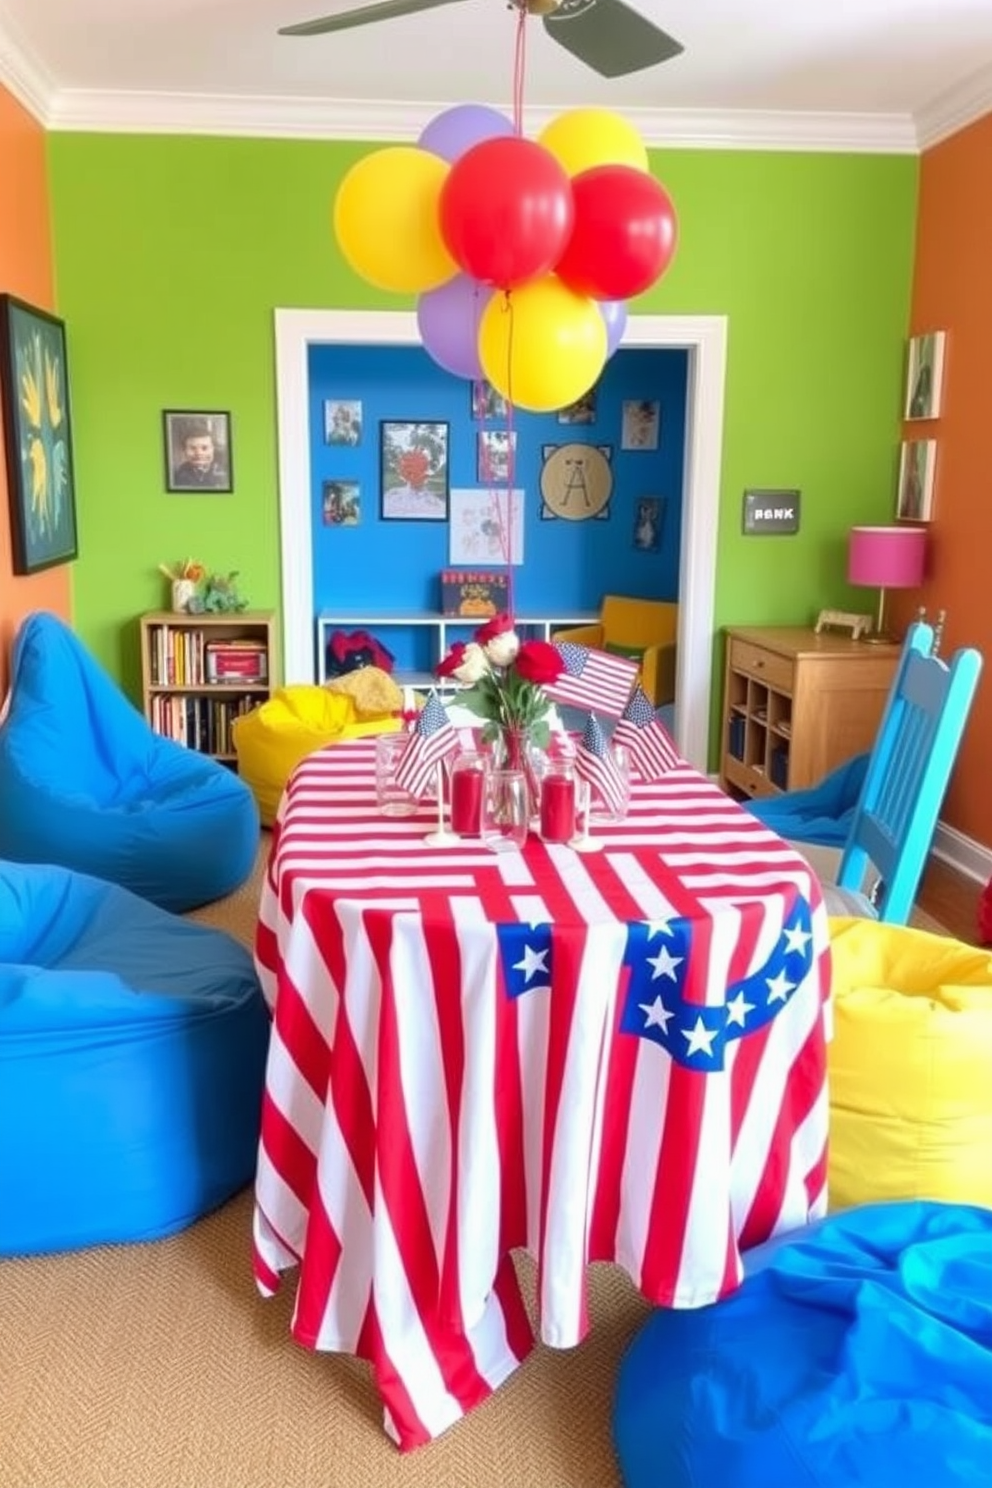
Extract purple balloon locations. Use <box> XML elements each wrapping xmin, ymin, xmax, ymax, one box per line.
<box><xmin>419</xmin><ymin>103</ymin><xmax>515</xmax><ymax>164</ymax></box>
<box><xmin>600</xmin><ymin>299</ymin><xmax>628</xmax><ymax>358</ymax></box>
<box><xmin>417</xmin><ymin>273</ymin><xmax>494</xmax><ymax>380</ymax></box>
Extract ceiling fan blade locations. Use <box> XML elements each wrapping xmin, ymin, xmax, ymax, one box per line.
<box><xmin>543</xmin><ymin>0</ymin><xmax>683</xmax><ymax>78</ymax></box>
<box><xmin>279</xmin><ymin>0</ymin><xmax>467</xmax><ymax>38</ymax></box>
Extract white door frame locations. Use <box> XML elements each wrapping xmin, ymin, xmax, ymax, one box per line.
<box><xmin>273</xmin><ymin>309</ymin><xmax>727</xmax><ymax>772</ymax></box>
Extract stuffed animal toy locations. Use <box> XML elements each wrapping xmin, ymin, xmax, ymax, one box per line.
<box><xmin>324</xmin><ymin>628</ymin><xmax>395</xmax><ymax>678</ymax></box>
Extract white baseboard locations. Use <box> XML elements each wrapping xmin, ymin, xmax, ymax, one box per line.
<box><xmin>932</xmin><ymin>821</ymin><xmax>992</xmax><ymax>885</ymax></box>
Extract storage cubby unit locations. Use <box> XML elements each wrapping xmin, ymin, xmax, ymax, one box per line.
<box><xmin>139</xmin><ymin>610</ymin><xmax>278</xmax><ymax>763</ymax></box>
<box><xmin>720</xmin><ymin>626</ymin><xmax>901</xmax><ymax>802</ymax></box>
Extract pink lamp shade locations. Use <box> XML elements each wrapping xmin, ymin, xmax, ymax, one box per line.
<box><xmin>848</xmin><ymin>525</ymin><xmax>926</xmax><ymax>589</ymax></box>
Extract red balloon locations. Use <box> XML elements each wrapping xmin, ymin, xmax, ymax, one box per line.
<box><xmin>555</xmin><ymin>165</ymin><xmax>677</xmax><ymax>301</ymax></box>
<box><xmin>439</xmin><ymin>137</ymin><xmax>575</xmax><ymax>290</ymax></box>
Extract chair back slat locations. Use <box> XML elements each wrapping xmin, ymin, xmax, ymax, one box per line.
<box><xmin>836</xmin><ymin>621</ymin><xmax>983</xmax><ymax>923</ymax></box>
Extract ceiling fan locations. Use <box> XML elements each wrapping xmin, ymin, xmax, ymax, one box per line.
<box><xmin>278</xmin><ymin>0</ymin><xmax>684</xmax><ymax>80</ymax></box>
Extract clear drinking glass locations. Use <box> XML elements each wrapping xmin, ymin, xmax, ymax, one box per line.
<box><xmin>481</xmin><ymin>769</ymin><xmax>529</xmax><ymax>853</ymax></box>
<box><xmin>375</xmin><ymin>731</ymin><xmax>419</xmax><ymax>817</ymax></box>
<box><xmin>588</xmin><ymin>741</ymin><xmax>632</xmax><ymax>824</ymax></box>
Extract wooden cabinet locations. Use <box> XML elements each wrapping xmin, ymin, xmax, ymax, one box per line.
<box><xmin>720</xmin><ymin>626</ymin><xmax>900</xmax><ymax>801</ymax></box>
<box><xmin>139</xmin><ymin>610</ymin><xmax>278</xmax><ymax>763</ymax></box>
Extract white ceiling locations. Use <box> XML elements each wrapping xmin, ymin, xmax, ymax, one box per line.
<box><xmin>2</xmin><ymin>0</ymin><xmax>992</xmax><ymax>149</ymax></box>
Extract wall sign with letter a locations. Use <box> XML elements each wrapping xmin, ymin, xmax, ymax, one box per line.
<box><xmin>742</xmin><ymin>489</ymin><xmax>801</xmax><ymax>536</ymax></box>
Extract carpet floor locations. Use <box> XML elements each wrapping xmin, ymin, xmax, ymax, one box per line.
<box><xmin>0</xmin><ymin>835</ymin><xmax>949</xmax><ymax>1488</ymax></box>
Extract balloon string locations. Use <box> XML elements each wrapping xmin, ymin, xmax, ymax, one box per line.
<box><xmin>504</xmin><ymin>294</ymin><xmax>516</xmax><ymax>622</ymax></box>
<box><xmin>512</xmin><ymin>4</ymin><xmax>527</xmax><ymax>136</ymax></box>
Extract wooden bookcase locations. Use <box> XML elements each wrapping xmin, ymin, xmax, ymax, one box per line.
<box><xmin>720</xmin><ymin>625</ymin><xmax>901</xmax><ymax>801</ymax></box>
<box><xmin>139</xmin><ymin>610</ymin><xmax>278</xmax><ymax>763</ymax></box>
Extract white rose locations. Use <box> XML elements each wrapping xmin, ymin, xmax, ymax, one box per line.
<box><xmin>485</xmin><ymin>630</ymin><xmax>520</xmax><ymax>668</ymax></box>
<box><xmin>453</xmin><ymin>641</ymin><xmax>490</xmax><ymax>684</ymax></box>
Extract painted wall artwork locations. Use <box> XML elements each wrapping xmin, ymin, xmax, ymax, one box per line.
<box><xmin>0</xmin><ymin>295</ymin><xmax>78</xmax><ymax>575</ymax></box>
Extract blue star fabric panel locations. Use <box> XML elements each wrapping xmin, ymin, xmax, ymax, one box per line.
<box><xmin>497</xmin><ymin>922</ymin><xmax>553</xmax><ymax>999</ymax></box>
<box><xmin>621</xmin><ymin>898</ymin><xmax>816</xmax><ymax>1071</ymax></box>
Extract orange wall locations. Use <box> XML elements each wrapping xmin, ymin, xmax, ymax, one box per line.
<box><xmin>0</xmin><ymin>84</ymin><xmax>70</xmax><ymax>695</ymax></box>
<box><xmin>891</xmin><ymin>110</ymin><xmax>992</xmax><ymax>851</ymax></box>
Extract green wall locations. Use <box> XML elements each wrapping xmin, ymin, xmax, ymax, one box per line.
<box><xmin>47</xmin><ymin>133</ymin><xmax>917</xmax><ymax>752</ymax></box>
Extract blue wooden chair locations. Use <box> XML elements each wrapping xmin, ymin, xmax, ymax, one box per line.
<box><xmin>800</xmin><ymin>622</ymin><xmax>982</xmax><ymax>924</ymax></box>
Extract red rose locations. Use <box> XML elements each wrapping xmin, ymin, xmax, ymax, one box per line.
<box><xmin>515</xmin><ymin>639</ymin><xmax>564</xmax><ymax>686</ymax></box>
<box><xmin>474</xmin><ymin>612</ymin><xmax>514</xmax><ymax>647</ymax></box>
<box><xmin>436</xmin><ymin>641</ymin><xmax>467</xmax><ymax>678</ymax></box>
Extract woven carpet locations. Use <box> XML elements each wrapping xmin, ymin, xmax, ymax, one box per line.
<box><xmin>0</xmin><ymin>835</ymin><xmax>949</xmax><ymax>1488</ymax></box>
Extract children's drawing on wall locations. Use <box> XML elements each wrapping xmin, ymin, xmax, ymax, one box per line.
<box><xmin>633</xmin><ymin>496</ymin><xmax>664</xmax><ymax>552</ymax></box>
<box><xmin>324</xmin><ymin>399</ymin><xmax>363</xmax><ymax>446</ymax></box>
<box><xmin>322</xmin><ymin>480</ymin><xmax>360</xmax><ymax>526</ymax></box>
<box><xmin>557</xmin><ymin>386</ymin><xmax>598</xmax><ymax>425</ymax></box>
<box><xmin>896</xmin><ymin>439</ymin><xmax>936</xmax><ymax>523</ymax></box>
<box><xmin>380</xmin><ymin>420</ymin><xmax>450</xmax><ymax>521</ymax></box>
<box><xmin>477</xmin><ymin>429</ymin><xmax>517</xmax><ymax>484</ymax></box>
<box><xmin>471</xmin><ymin>380</ymin><xmax>508</xmax><ymax>421</ymax></box>
<box><xmin>449</xmin><ymin>487</ymin><xmax>525</xmax><ymax>565</ymax></box>
<box><xmin>621</xmin><ymin>400</ymin><xmax>661</xmax><ymax>451</ymax></box>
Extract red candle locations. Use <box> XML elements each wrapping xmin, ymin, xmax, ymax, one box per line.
<box><xmin>541</xmin><ymin>772</ymin><xmax>575</xmax><ymax>843</ymax></box>
<box><xmin>451</xmin><ymin>766</ymin><xmax>483</xmax><ymax>835</ymax></box>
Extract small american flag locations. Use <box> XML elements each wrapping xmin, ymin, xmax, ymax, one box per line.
<box><xmin>545</xmin><ymin>641</ymin><xmax>638</xmax><ymax>719</ymax></box>
<box><xmin>394</xmin><ymin>693</ymin><xmax>458</xmax><ymax>799</ymax></box>
<box><xmin>614</xmin><ymin>686</ymin><xmax>683</xmax><ymax>780</ymax></box>
<box><xmin>575</xmin><ymin>712</ymin><xmax>627</xmax><ymax>817</ymax></box>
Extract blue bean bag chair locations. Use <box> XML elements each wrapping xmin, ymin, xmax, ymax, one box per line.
<box><xmin>613</xmin><ymin>1201</ymin><xmax>992</xmax><ymax>1488</ymax></box>
<box><xmin>0</xmin><ymin>859</ymin><xmax>271</xmax><ymax>1257</ymax></box>
<box><xmin>0</xmin><ymin>612</ymin><xmax>259</xmax><ymax>911</ymax></box>
<box><xmin>745</xmin><ymin>751</ymin><xmax>869</xmax><ymax>846</ymax></box>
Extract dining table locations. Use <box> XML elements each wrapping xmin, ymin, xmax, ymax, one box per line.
<box><xmin>251</xmin><ymin>734</ymin><xmax>831</xmax><ymax>1451</ymax></box>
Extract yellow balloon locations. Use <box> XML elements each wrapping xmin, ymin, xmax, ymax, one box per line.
<box><xmin>478</xmin><ymin>278</ymin><xmax>608</xmax><ymax>414</ymax></box>
<box><xmin>538</xmin><ymin>108</ymin><xmax>650</xmax><ymax>177</ymax></box>
<box><xmin>333</xmin><ymin>146</ymin><xmax>456</xmax><ymax>294</ymax></box>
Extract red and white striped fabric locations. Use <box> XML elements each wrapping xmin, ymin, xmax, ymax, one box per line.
<box><xmin>252</xmin><ymin>737</ymin><xmax>831</xmax><ymax>1452</ymax></box>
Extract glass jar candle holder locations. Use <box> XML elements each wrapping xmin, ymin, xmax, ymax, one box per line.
<box><xmin>375</xmin><ymin>731</ymin><xmax>419</xmax><ymax>817</ymax></box>
<box><xmin>481</xmin><ymin>769</ymin><xmax>529</xmax><ymax>853</ymax></box>
<box><xmin>449</xmin><ymin>751</ymin><xmax>489</xmax><ymax>836</ymax></box>
<box><xmin>539</xmin><ymin>762</ymin><xmax>577</xmax><ymax>844</ymax></box>
<box><xmin>588</xmin><ymin>742</ymin><xmax>632</xmax><ymax>824</ymax></box>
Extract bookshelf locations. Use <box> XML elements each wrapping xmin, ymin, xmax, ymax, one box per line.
<box><xmin>139</xmin><ymin>610</ymin><xmax>278</xmax><ymax>763</ymax></box>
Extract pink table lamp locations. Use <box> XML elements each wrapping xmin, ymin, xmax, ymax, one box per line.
<box><xmin>848</xmin><ymin>525</ymin><xmax>927</xmax><ymax>642</ymax></box>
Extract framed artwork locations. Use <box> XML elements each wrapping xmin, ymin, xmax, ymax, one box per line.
<box><xmin>380</xmin><ymin>420</ymin><xmax>449</xmax><ymax>521</ymax></box>
<box><xmin>622</xmin><ymin>400</ymin><xmax>661</xmax><ymax>451</ymax></box>
<box><xmin>0</xmin><ymin>295</ymin><xmax>78</xmax><ymax>575</ymax></box>
<box><xmin>904</xmin><ymin>332</ymin><xmax>946</xmax><ymax>421</ymax></box>
<box><xmin>477</xmin><ymin>429</ymin><xmax>517</xmax><ymax>484</ymax></box>
<box><xmin>163</xmin><ymin>410</ymin><xmax>233</xmax><ymax>492</ymax></box>
<box><xmin>540</xmin><ymin>443</ymin><xmax>613</xmax><ymax>521</ymax></box>
<box><xmin>449</xmin><ymin>487</ymin><xmax>525</xmax><ymax>566</ymax></box>
<box><xmin>322</xmin><ymin>480</ymin><xmax>360</xmax><ymax>526</ymax></box>
<box><xmin>633</xmin><ymin>497</ymin><xmax>664</xmax><ymax>552</ymax></box>
<box><xmin>324</xmin><ymin>399</ymin><xmax>363</xmax><ymax>446</ymax></box>
<box><xmin>896</xmin><ymin>439</ymin><xmax>937</xmax><ymax>522</ymax></box>
<box><xmin>471</xmin><ymin>380</ymin><xmax>508</xmax><ymax>421</ymax></box>
<box><xmin>557</xmin><ymin>386</ymin><xmax>597</xmax><ymax>425</ymax></box>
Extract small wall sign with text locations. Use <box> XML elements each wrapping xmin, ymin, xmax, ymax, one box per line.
<box><xmin>742</xmin><ymin>489</ymin><xmax>801</xmax><ymax>536</ymax></box>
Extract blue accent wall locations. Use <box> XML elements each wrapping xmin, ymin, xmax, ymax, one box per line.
<box><xmin>308</xmin><ymin>344</ymin><xmax>687</xmax><ymax>659</ymax></box>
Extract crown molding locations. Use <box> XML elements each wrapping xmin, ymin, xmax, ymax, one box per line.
<box><xmin>915</xmin><ymin>61</ymin><xmax>992</xmax><ymax>150</ymax></box>
<box><xmin>44</xmin><ymin>88</ymin><xmax>920</xmax><ymax>152</ymax></box>
<box><xmin>0</xmin><ymin>11</ymin><xmax>55</xmax><ymax>121</ymax></box>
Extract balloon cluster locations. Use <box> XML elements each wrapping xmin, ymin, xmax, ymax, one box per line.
<box><xmin>333</xmin><ymin>105</ymin><xmax>678</xmax><ymax>413</ymax></box>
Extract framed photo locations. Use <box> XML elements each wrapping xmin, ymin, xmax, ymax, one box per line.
<box><xmin>477</xmin><ymin>429</ymin><xmax>517</xmax><ymax>484</ymax></box>
<box><xmin>163</xmin><ymin>410</ymin><xmax>233</xmax><ymax>492</ymax></box>
<box><xmin>0</xmin><ymin>295</ymin><xmax>78</xmax><ymax>575</ymax></box>
<box><xmin>380</xmin><ymin>420</ymin><xmax>449</xmax><ymax>521</ymax></box>
<box><xmin>324</xmin><ymin>398</ymin><xmax>362</xmax><ymax>446</ymax></box>
<box><xmin>557</xmin><ymin>386</ymin><xmax>598</xmax><ymax>425</ymax></box>
<box><xmin>622</xmin><ymin>399</ymin><xmax>661</xmax><ymax>451</ymax></box>
<box><xmin>633</xmin><ymin>496</ymin><xmax>664</xmax><ymax>552</ymax></box>
<box><xmin>896</xmin><ymin>439</ymin><xmax>937</xmax><ymax>522</ymax></box>
<box><xmin>904</xmin><ymin>332</ymin><xmax>946</xmax><ymax>421</ymax></box>
<box><xmin>470</xmin><ymin>380</ymin><xmax>507</xmax><ymax>421</ymax></box>
<box><xmin>449</xmin><ymin>487</ymin><xmax>525</xmax><ymax>565</ymax></box>
<box><xmin>322</xmin><ymin>480</ymin><xmax>360</xmax><ymax>526</ymax></box>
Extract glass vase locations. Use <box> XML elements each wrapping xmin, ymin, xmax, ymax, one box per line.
<box><xmin>497</xmin><ymin>726</ymin><xmax>547</xmax><ymax>825</ymax></box>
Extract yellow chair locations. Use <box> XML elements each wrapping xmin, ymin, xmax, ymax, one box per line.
<box><xmin>552</xmin><ymin>596</ymin><xmax>678</xmax><ymax>707</ymax></box>
<box><xmin>233</xmin><ymin>679</ymin><xmax>400</xmax><ymax>827</ymax></box>
<box><xmin>826</xmin><ymin>916</ymin><xmax>992</xmax><ymax>1212</ymax></box>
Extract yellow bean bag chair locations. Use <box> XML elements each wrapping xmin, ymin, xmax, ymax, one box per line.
<box><xmin>827</xmin><ymin>917</ymin><xmax>992</xmax><ymax>1212</ymax></box>
<box><xmin>233</xmin><ymin>676</ymin><xmax>400</xmax><ymax>827</ymax></box>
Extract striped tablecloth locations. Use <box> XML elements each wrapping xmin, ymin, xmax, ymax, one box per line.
<box><xmin>252</xmin><ymin>737</ymin><xmax>831</xmax><ymax>1451</ymax></box>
